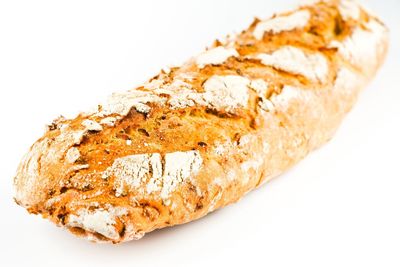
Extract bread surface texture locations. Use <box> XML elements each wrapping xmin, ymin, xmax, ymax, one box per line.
<box><xmin>14</xmin><ymin>0</ymin><xmax>388</xmax><ymax>243</ymax></box>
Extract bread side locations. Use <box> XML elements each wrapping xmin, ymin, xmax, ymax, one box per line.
<box><xmin>14</xmin><ymin>0</ymin><xmax>388</xmax><ymax>243</ymax></box>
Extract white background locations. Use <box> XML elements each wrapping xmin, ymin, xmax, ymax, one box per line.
<box><xmin>1</xmin><ymin>0</ymin><xmax>399</xmax><ymax>266</ymax></box>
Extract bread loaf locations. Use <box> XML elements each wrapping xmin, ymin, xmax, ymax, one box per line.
<box><xmin>14</xmin><ymin>0</ymin><xmax>388</xmax><ymax>243</ymax></box>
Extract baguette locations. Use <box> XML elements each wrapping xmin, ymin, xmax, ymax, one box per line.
<box><xmin>14</xmin><ymin>0</ymin><xmax>388</xmax><ymax>243</ymax></box>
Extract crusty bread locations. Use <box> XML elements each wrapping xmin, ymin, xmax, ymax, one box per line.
<box><xmin>14</xmin><ymin>0</ymin><xmax>388</xmax><ymax>243</ymax></box>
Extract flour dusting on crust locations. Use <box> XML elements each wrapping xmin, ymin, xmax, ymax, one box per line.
<box><xmin>333</xmin><ymin>67</ymin><xmax>360</xmax><ymax>95</ymax></box>
<box><xmin>82</xmin><ymin>119</ymin><xmax>103</xmax><ymax>131</ymax></box>
<box><xmin>67</xmin><ymin>207</ymin><xmax>127</xmax><ymax>240</ymax></box>
<box><xmin>167</xmin><ymin>75</ymin><xmax>252</xmax><ymax>113</ymax></box>
<box><xmin>202</xmin><ymin>75</ymin><xmax>250</xmax><ymax>112</ymax></box>
<box><xmin>253</xmin><ymin>10</ymin><xmax>310</xmax><ymax>40</ymax></box>
<box><xmin>65</xmin><ymin>147</ymin><xmax>81</xmax><ymax>163</ymax></box>
<box><xmin>329</xmin><ymin>19</ymin><xmax>388</xmax><ymax>74</ymax></box>
<box><xmin>102</xmin><ymin>153</ymin><xmax>158</xmax><ymax>197</ymax></box>
<box><xmin>161</xmin><ymin>151</ymin><xmax>203</xmax><ymax>199</ymax></box>
<box><xmin>338</xmin><ymin>0</ymin><xmax>360</xmax><ymax>20</ymax></box>
<box><xmin>303</xmin><ymin>0</ymin><xmax>360</xmax><ymax>21</ymax></box>
<box><xmin>270</xmin><ymin>85</ymin><xmax>305</xmax><ymax>109</ymax></box>
<box><xmin>195</xmin><ymin>46</ymin><xmax>239</xmax><ymax>68</ymax></box>
<box><xmin>100</xmin><ymin>117</ymin><xmax>118</xmax><ymax>127</ymax></box>
<box><xmin>103</xmin><ymin>150</ymin><xmax>203</xmax><ymax>200</ymax></box>
<box><xmin>14</xmin><ymin>138</ymin><xmax>50</xmax><ymax>207</ymax></box>
<box><xmin>249</xmin><ymin>79</ymin><xmax>275</xmax><ymax>111</ymax></box>
<box><xmin>256</xmin><ymin>46</ymin><xmax>329</xmax><ymax>83</ymax></box>
<box><xmin>95</xmin><ymin>90</ymin><xmax>166</xmax><ymax>117</ymax></box>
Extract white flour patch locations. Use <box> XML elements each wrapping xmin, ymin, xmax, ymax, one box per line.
<box><xmin>82</xmin><ymin>119</ymin><xmax>103</xmax><ymax>131</ymax></box>
<box><xmin>253</xmin><ymin>10</ymin><xmax>310</xmax><ymax>40</ymax></box>
<box><xmin>263</xmin><ymin>141</ymin><xmax>271</xmax><ymax>154</ymax></box>
<box><xmin>255</xmin><ymin>46</ymin><xmax>328</xmax><ymax>83</ymax></box>
<box><xmin>96</xmin><ymin>90</ymin><xmax>166</xmax><ymax>117</ymax></box>
<box><xmin>100</xmin><ymin>117</ymin><xmax>117</xmax><ymax>127</ymax></box>
<box><xmin>195</xmin><ymin>46</ymin><xmax>239</xmax><ymax>68</ymax></box>
<box><xmin>338</xmin><ymin>0</ymin><xmax>360</xmax><ymax>20</ymax></box>
<box><xmin>161</xmin><ymin>151</ymin><xmax>203</xmax><ymax>199</ymax></box>
<box><xmin>103</xmin><ymin>150</ymin><xmax>203</xmax><ymax>200</ymax></box>
<box><xmin>102</xmin><ymin>153</ymin><xmax>159</xmax><ymax>197</ymax></box>
<box><xmin>238</xmin><ymin>134</ymin><xmax>252</xmax><ymax>147</ymax></box>
<box><xmin>208</xmin><ymin>191</ymin><xmax>223</xmax><ymax>213</ymax></box>
<box><xmin>202</xmin><ymin>75</ymin><xmax>250</xmax><ymax>112</ymax></box>
<box><xmin>249</xmin><ymin>79</ymin><xmax>275</xmax><ymax>111</ymax></box>
<box><xmin>270</xmin><ymin>85</ymin><xmax>303</xmax><ymax>109</ymax></box>
<box><xmin>65</xmin><ymin>147</ymin><xmax>81</xmax><ymax>163</ymax></box>
<box><xmin>329</xmin><ymin>19</ymin><xmax>388</xmax><ymax>74</ymax></box>
<box><xmin>227</xmin><ymin>170</ymin><xmax>236</xmax><ymax>182</ymax></box>
<box><xmin>70</xmin><ymin>164</ymin><xmax>89</xmax><ymax>171</ymax></box>
<box><xmin>241</xmin><ymin>158</ymin><xmax>263</xmax><ymax>173</ymax></box>
<box><xmin>213</xmin><ymin>139</ymin><xmax>235</xmax><ymax>157</ymax></box>
<box><xmin>67</xmin><ymin>208</ymin><xmax>122</xmax><ymax>240</ymax></box>
<box><xmin>333</xmin><ymin>67</ymin><xmax>359</xmax><ymax>95</ymax></box>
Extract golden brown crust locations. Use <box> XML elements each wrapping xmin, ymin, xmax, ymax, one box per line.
<box><xmin>14</xmin><ymin>0</ymin><xmax>388</xmax><ymax>243</ymax></box>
